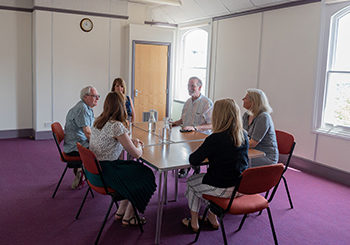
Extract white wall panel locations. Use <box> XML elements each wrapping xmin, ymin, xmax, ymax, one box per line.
<box><xmin>33</xmin><ymin>10</ymin><xmax>53</xmax><ymax>131</ymax></box>
<box><xmin>52</xmin><ymin>13</ymin><xmax>110</xmax><ymax>126</ymax></box>
<box><xmin>316</xmin><ymin>134</ymin><xmax>350</xmax><ymax>172</ymax></box>
<box><xmin>110</xmin><ymin>18</ymin><xmax>128</xmax><ymax>90</ymax></box>
<box><xmin>0</xmin><ymin>10</ymin><xmax>32</xmax><ymax>130</ymax></box>
<box><xmin>212</xmin><ymin>13</ymin><xmax>262</xmax><ymax>109</ymax></box>
<box><xmin>0</xmin><ymin>0</ymin><xmax>33</xmax><ymax>8</ymax></box>
<box><xmin>259</xmin><ymin>3</ymin><xmax>321</xmax><ymax>160</ymax></box>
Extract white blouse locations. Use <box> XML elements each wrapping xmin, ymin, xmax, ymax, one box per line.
<box><xmin>90</xmin><ymin>121</ymin><xmax>128</xmax><ymax>161</ymax></box>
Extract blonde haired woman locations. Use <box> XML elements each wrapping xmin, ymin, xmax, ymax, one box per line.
<box><xmin>112</xmin><ymin>78</ymin><xmax>135</xmax><ymax>123</ymax></box>
<box><xmin>182</xmin><ymin>99</ymin><xmax>249</xmax><ymax>232</ymax></box>
<box><xmin>242</xmin><ymin>88</ymin><xmax>278</xmax><ymax>166</ymax></box>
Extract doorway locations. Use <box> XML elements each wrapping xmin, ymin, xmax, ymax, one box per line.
<box><xmin>132</xmin><ymin>41</ymin><xmax>170</xmax><ymax>122</ymax></box>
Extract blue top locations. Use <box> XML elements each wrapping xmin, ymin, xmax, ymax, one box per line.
<box><xmin>242</xmin><ymin>111</ymin><xmax>278</xmax><ymax>164</ymax></box>
<box><xmin>125</xmin><ymin>96</ymin><xmax>132</xmax><ymax>118</ymax></box>
<box><xmin>63</xmin><ymin>100</ymin><xmax>94</xmax><ymax>153</ymax></box>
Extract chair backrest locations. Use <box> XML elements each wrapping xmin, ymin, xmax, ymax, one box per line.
<box><xmin>51</xmin><ymin>122</ymin><xmax>65</xmax><ymax>161</ymax></box>
<box><xmin>275</xmin><ymin>130</ymin><xmax>295</xmax><ymax>155</ymax></box>
<box><xmin>77</xmin><ymin>143</ymin><xmax>111</xmax><ymax>195</ymax></box>
<box><xmin>238</xmin><ymin>163</ymin><xmax>284</xmax><ymax>195</ymax></box>
<box><xmin>51</xmin><ymin>122</ymin><xmax>65</xmax><ymax>144</ymax></box>
<box><xmin>275</xmin><ymin>130</ymin><xmax>296</xmax><ymax>170</ymax></box>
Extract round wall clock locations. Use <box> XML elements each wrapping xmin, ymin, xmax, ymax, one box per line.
<box><xmin>80</xmin><ymin>18</ymin><xmax>93</xmax><ymax>32</ymax></box>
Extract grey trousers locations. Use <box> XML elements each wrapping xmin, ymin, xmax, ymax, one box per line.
<box><xmin>185</xmin><ymin>173</ymin><xmax>235</xmax><ymax>213</ymax></box>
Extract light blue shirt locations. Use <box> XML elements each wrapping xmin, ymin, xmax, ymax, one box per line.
<box><xmin>63</xmin><ymin>100</ymin><xmax>94</xmax><ymax>153</ymax></box>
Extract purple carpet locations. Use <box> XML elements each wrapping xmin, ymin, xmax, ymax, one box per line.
<box><xmin>1</xmin><ymin>138</ymin><xmax>350</xmax><ymax>245</ymax></box>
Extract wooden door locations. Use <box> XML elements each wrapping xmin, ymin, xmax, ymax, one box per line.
<box><xmin>133</xmin><ymin>43</ymin><xmax>169</xmax><ymax>122</ymax></box>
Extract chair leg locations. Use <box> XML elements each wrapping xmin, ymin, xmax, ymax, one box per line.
<box><xmin>131</xmin><ymin>202</ymin><xmax>144</xmax><ymax>233</ymax></box>
<box><xmin>266</xmin><ymin>207</ymin><xmax>278</xmax><ymax>245</ymax></box>
<box><xmin>282</xmin><ymin>176</ymin><xmax>293</xmax><ymax>209</ymax></box>
<box><xmin>95</xmin><ymin>199</ymin><xmax>114</xmax><ymax>245</ymax></box>
<box><xmin>81</xmin><ymin>168</ymin><xmax>94</xmax><ymax>198</ymax></box>
<box><xmin>52</xmin><ymin>165</ymin><xmax>68</xmax><ymax>198</ymax></box>
<box><xmin>236</xmin><ymin>214</ymin><xmax>247</xmax><ymax>232</ymax></box>
<box><xmin>89</xmin><ymin>187</ymin><xmax>95</xmax><ymax>198</ymax></box>
<box><xmin>218</xmin><ymin>214</ymin><xmax>228</xmax><ymax>245</ymax></box>
<box><xmin>193</xmin><ymin>206</ymin><xmax>209</xmax><ymax>243</ymax></box>
<box><xmin>75</xmin><ymin>188</ymin><xmax>90</xmax><ymax>219</ymax></box>
<box><xmin>258</xmin><ymin>190</ymin><xmax>270</xmax><ymax>216</ymax></box>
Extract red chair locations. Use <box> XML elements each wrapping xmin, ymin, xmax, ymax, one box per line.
<box><xmin>194</xmin><ymin>164</ymin><xmax>284</xmax><ymax>245</ymax></box>
<box><xmin>51</xmin><ymin>122</ymin><xmax>84</xmax><ymax>198</ymax></box>
<box><xmin>76</xmin><ymin>143</ymin><xmax>143</xmax><ymax>245</ymax></box>
<box><xmin>275</xmin><ymin>130</ymin><xmax>296</xmax><ymax>209</ymax></box>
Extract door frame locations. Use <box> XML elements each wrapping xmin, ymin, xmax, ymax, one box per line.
<box><xmin>131</xmin><ymin>40</ymin><xmax>171</xmax><ymax>117</ymax></box>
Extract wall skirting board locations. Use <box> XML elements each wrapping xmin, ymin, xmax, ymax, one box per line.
<box><xmin>290</xmin><ymin>156</ymin><xmax>350</xmax><ymax>187</ymax></box>
<box><xmin>0</xmin><ymin>129</ymin><xmax>52</xmax><ymax>140</ymax></box>
<box><xmin>34</xmin><ymin>130</ymin><xmax>53</xmax><ymax>140</ymax></box>
<box><xmin>0</xmin><ymin>129</ymin><xmax>33</xmax><ymax>139</ymax></box>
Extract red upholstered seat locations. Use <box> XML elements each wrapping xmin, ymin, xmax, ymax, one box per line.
<box><xmin>61</xmin><ymin>153</ymin><xmax>81</xmax><ymax>162</ymax></box>
<box><xmin>76</xmin><ymin>143</ymin><xmax>143</xmax><ymax>244</ymax></box>
<box><xmin>194</xmin><ymin>164</ymin><xmax>284</xmax><ymax>245</ymax></box>
<box><xmin>203</xmin><ymin>194</ymin><xmax>268</xmax><ymax>214</ymax></box>
<box><xmin>51</xmin><ymin>122</ymin><xmax>83</xmax><ymax>198</ymax></box>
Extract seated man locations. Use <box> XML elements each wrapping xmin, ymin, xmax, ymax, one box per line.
<box><xmin>172</xmin><ymin>76</ymin><xmax>213</xmax><ymax>178</ymax></box>
<box><xmin>63</xmin><ymin>86</ymin><xmax>99</xmax><ymax>189</ymax></box>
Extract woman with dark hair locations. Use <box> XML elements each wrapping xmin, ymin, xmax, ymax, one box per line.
<box><xmin>182</xmin><ymin>98</ymin><xmax>249</xmax><ymax>232</ymax></box>
<box><xmin>112</xmin><ymin>78</ymin><xmax>135</xmax><ymax>123</ymax></box>
<box><xmin>89</xmin><ymin>92</ymin><xmax>156</xmax><ymax>226</ymax></box>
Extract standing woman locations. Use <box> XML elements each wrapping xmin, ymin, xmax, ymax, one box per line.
<box><xmin>182</xmin><ymin>99</ymin><xmax>249</xmax><ymax>232</ymax></box>
<box><xmin>112</xmin><ymin>78</ymin><xmax>135</xmax><ymax>123</ymax></box>
<box><xmin>242</xmin><ymin>88</ymin><xmax>278</xmax><ymax>166</ymax></box>
<box><xmin>89</xmin><ymin>92</ymin><xmax>156</xmax><ymax>226</ymax></box>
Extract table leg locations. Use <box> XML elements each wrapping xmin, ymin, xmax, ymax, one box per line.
<box><xmin>155</xmin><ymin>171</ymin><xmax>167</xmax><ymax>244</ymax></box>
<box><xmin>174</xmin><ymin>169</ymin><xmax>178</xmax><ymax>202</ymax></box>
<box><xmin>164</xmin><ymin>171</ymin><xmax>168</xmax><ymax>205</ymax></box>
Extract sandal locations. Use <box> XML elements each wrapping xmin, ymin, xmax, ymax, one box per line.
<box><xmin>122</xmin><ymin>216</ymin><xmax>146</xmax><ymax>226</ymax></box>
<box><xmin>114</xmin><ymin>212</ymin><xmax>124</xmax><ymax>221</ymax></box>
<box><xmin>182</xmin><ymin>218</ymin><xmax>199</xmax><ymax>233</ymax></box>
<box><xmin>199</xmin><ymin>216</ymin><xmax>219</xmax><ymax>230</ymax></box>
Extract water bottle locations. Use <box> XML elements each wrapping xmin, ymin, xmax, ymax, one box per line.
<box><xmin>148</xmin><ymin>110</ymin><xmax>156</xmax><ymax>132</ymax></box>
<box><xmin>161</xmin><ymin>117</ymin><xmax>171</xmax><ymax>143</ymax></box>
<box><xmin>127</xmin><ymin>117</ymin><xmax>132</xmax><ymax>136</ymax></box>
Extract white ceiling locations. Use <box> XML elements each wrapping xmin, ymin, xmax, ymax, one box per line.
<box><xmin>129</xmin><ymin>0</ymin><xmax>303</xmax><ymax>24</ymax></box>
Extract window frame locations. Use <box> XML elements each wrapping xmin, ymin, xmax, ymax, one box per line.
<box><xmin>174</xmin><ymin>23</ymin><xmax>211</xmax><ymax>103</ymax></box>
<box><xmin>314</xmin><ymin>1</ymin><xmax>350</xmax><ymax>140</ymax></box>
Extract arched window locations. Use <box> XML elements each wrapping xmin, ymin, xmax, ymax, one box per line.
<box><xmin>324</xmin><ymin>7</ymin><xmax>350</xmax><ymax>127</ymax></box>
<box><xmin>174</xmin><ymin>28</ymin><xmax>209</xmax><ymax>101</ymax></box>
<box><xmin>314</xmin><ymin>3</ymin><xmax>350</xmax><ymax>138</ymax></box>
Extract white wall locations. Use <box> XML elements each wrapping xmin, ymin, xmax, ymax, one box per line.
<box><xmin>212</xmin><ymin>2</ymin><xmax>350</xmax><ymax>173</ymax></box>
<box><xmin>211</xmin><ymin>13</ymin><xmax>262</xmax><ymax>103</ymax></box>
<box><xmin>259</xmin><ymin>3</ymin><xmax>321</xmax><ymax>160</ymax></box>
<box><xmin>33</xmin><ymin>10</ymin><xmax>127</xmax><ymax>131</ymax></box>
<box><xmin>0</xmin><ymin>9</ymin><xmax>32</xmax><ymax>130</ymax></box>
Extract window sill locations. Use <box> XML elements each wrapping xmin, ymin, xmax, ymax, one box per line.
<box><xmin>313</xmin><ymin>126</ymin><xmax>350</xmax><ymax>141</ymax></box>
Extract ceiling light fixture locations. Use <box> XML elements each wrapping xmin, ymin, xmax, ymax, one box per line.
<box><xmin>128</xmin><ymin>0</ymin><xmax>182</xmax><ymax>7</ymax></box>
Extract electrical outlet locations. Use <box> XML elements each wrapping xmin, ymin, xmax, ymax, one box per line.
<box><xmin>44</xmin><ymin>122</ymin><xmax>52</xmax><ymax>128</ymax></box>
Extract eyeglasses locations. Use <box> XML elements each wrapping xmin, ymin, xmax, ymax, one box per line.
<box><xmin>89</xmin><ymin>94</ymin><xmax>100</xmax><ymax>99</ymax></box>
